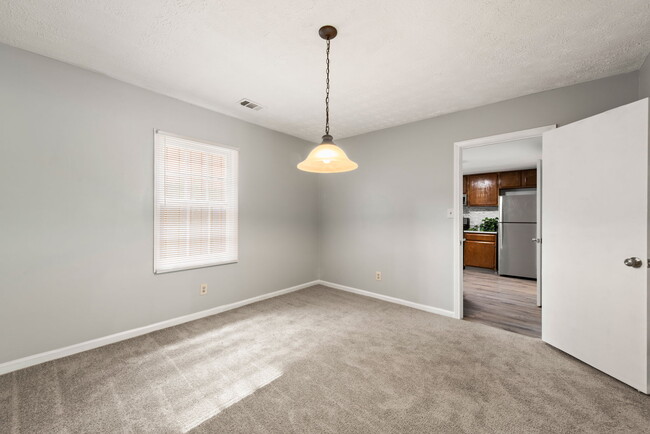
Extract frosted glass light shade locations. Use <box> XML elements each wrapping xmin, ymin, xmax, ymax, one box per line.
<box><xmin>297</xmin><ymin>135</ymin><xmax>358</xmax><ymax>173</ymax></box>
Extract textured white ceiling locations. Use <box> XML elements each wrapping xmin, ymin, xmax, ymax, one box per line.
<box><xmin>1</xmin><ymin>1</ymin><xmax>649</xmax><ymax>142</ymax></box>
<box><xmin>463</xmin><ymin>137</ymin><xmax>542</xmax><ymax>174</ymax></box>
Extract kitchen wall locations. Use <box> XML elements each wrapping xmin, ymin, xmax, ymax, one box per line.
<box><xmin>0</xmin><ymin>43</ymin><xmax>319</xmax><ymax>364</ymax></box>
<box><xmin>319</xmin><ymin>71</ymin><xmax>640</xmax><ymax>312</ymax></box>
<box><xmin>464</xmin><ymin>207</ymin><xmax>499</xmax><ymax>229</ymax></box>
<box><xmin>640</xmin><ymin>52</ymin><xmax>650</xmax><ymax>99</ymax></box>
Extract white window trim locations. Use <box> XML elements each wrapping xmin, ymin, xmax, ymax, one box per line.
<box><xmin>153</xmin><ymin>129</ymin><xmax>239</xmax><ymax>274</ymax></box>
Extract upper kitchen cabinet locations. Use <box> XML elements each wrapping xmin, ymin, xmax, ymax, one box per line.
<box><xmin>467</xmin><ymin>173</ymin><xmax>498</xmax><ymax>206</ymax></box>
<box><xmin>498</xmin><ymin>170</ymin><xmax>522</xmax><ymax>189</ymax></box>
<box><xmin>465</xmin><ymin>169</ymin><xmax>537</xmax><ymax>207</ymax></box>
<box><xmin>521</xmin><ymin>169</ymin><xmax>537</xmax><ymax>187</ymax></box>
<box><xmin>497</xmin><ymin>169</ymin><xmax>537</xmax><ymax>190</ymax></box>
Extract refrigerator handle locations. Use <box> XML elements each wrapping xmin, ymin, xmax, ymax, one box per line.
<box><xmin>499</xmin><ymin>224</ymin><xmax>503</xmax><ymax>248</ymax></box>
<box><xmin>498</xmin><ymin>195</ymin><xmax>503</xmax><ymax>249</ymax></box>
<box><xmin>498</xmin><ymin>195</ymin><xmax>503</xmax><ymax>222</ymax></box>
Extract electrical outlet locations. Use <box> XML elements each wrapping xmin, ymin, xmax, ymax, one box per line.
<box><xmin>375</xmin><ymin>271</ymin><xmax>382</xmax><ymax>281</ymax></box>
<box><xmin>200</xmin><ymin>284</ymin><xmax>208</xmax><ymax>295</ymax></box>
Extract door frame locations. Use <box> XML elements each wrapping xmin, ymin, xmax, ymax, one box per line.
<box><xmin>452</xmin><ymin>125</ymin><xmax>556</xmax><ymax>319</ymax></box>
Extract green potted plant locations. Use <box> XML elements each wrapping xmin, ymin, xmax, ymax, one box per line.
<box><xmin>480</xmin><ymin>217</ymin><xmax>498</xmax><ymax>232</ymax></box>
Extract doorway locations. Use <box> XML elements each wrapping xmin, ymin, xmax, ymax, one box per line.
<box><xmin>452</xmin><ymin>126</ymin><xmax>555</xmax><ymax>337</ymax></box>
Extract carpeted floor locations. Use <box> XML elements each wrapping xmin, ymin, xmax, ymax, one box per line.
<box><xmin>1</xmin><ymin>285</ymin><xmax>649</xmax><ymax>433</ymax></box>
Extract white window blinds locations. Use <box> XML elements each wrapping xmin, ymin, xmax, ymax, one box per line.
<box><xmin>154</xmin><ymin>131</ymin><xmax>238</xmax><ymax>273</ymax></box>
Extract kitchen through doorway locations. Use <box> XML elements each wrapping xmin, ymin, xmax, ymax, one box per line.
<box><xmin>453</xmin><ymin>126</ymin><xmax>555</xmax><ymax>338</ymax></box>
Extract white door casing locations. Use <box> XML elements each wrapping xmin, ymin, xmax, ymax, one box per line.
<box><xmin>453</xmin><ymin>125</ymin><xmax>555</xmax><ymax>319</ymax></box>
<box><xmin>542</xmin><ymin>99</ymin><xmax>649</xmax><ymax>393</ymax></box>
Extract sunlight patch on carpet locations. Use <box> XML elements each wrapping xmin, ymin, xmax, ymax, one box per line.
<box><xmin>180</xmin><ymin>365</ymin><xmax>283</xmax><ymax>433</ymax></box>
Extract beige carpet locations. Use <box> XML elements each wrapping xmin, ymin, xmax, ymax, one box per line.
<box><xmin>1</xmin><ymin>285</ymin><xmax>649</xmax><ymax>433</ymax></box>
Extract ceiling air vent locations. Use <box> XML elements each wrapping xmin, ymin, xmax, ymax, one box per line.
<box><xmin>238</xmin><ymin>99</ymin><xmax>263</xmax><ymax>111</ymax></box>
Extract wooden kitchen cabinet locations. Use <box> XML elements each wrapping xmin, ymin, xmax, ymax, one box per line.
<box><xmin>498</xmin><ymin>170</ymin><xmax>522</xmax><ymax>189</ymax></box>
<box><xmin>465</xmin><ymin>169</ymin><xmax>536</xmax><ymax>207</ymax></box>
<box><xmin>521</xmin><ymin>169</ymin><xmax>537</xmax><ymax>187</ymax></box>
<box><xmin>467</xmin><ymin>173</ymin><xmax>498</xmax><ymax>206</ymax></box>
<box><xmin>463</xmin><ymin>232</ymin><xmax>497</xmax><ymax>270</ymax></box>
<box><xmin>496</xmin><ymin>169</ymin><xmax>537</xmax><ymax>190</ymax></box>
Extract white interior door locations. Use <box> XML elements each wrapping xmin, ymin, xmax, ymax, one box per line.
<box><xmin>542</xmin><ymin>98</ymin><xmax>649</xmax><ymax>394</ymax></box>
<box><xmin>536</xmin><ymin>159</ymin><xmax>542</xmax><ymax>307</ymax></box>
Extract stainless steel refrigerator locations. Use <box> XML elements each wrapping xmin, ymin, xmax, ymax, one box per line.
<box><xmin>498</xmin><ymin>189</ymin><xmax>536</xmax><ymax>279</ymax></box>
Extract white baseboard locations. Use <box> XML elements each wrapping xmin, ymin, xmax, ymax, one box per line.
<box><xmin>0</xmin><ymin>279</ymin><xmax>453</xmax><ymax>376</ymax></box>
<box><xmin>317</xmin><ymin>280</ymin><xmax>455</xmax><ymax>318</ymax></box>
<box><xmin>0</xmin><ymin>280</ymin><xmax>319</xmax><ymax>376</ymax></box>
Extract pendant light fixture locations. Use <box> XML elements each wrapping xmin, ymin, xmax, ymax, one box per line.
<box><xmin>298</xmin><ymin>25</ymin><xmax>358</xmax><ymax>173</ymax></box>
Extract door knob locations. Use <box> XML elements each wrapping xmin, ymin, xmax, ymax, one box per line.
<box><xmin>531</xmin><ymin>238</ymin><xmax>541</xmax><ymax>243</ymax></box>
<box><xmin>623</xmin><ymin>257</ymin><xmax>643</xmax><ymax>268</ymax></box>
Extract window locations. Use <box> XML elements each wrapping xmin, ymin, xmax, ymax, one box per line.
<box><xmin>154</xmin><ymin>130</ymin><xmax>238</xmax><ymax>273</ymax></box>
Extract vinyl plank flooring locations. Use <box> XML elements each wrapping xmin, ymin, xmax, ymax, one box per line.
<box><xmin>463</xmin><ymin>268</ymin><xmax>541</xmax><ymax>338</ymax></box>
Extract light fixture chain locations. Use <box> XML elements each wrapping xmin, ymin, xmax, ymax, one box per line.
<box><xmin>325</xmin><ymin>39</ymin><xmax>330</xmax><ymax>136</ymax></box>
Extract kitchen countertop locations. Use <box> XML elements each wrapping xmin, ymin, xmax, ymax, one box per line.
<box><xmin>464</xmin><ymin>230</ymin><xmax>497</xmax><ymax>234</ymax></box>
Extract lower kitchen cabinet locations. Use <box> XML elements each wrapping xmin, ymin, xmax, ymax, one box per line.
<box><xmin>463</xmin><ymin>233</ymin><xmax>497</xmax><ymax>270</ymax></box>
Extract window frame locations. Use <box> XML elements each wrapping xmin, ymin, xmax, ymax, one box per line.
<box><xmin>153</xmin><ymin>129</ymin><xmax>239</xmax><ymax>274</ymax></box>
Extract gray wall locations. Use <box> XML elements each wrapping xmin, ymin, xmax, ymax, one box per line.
<box><xmin>319</xmin><ymin>72</ymin><xmax>640</xmax><ymax>312</ymax></box>
<box><xmin>640</xmin><ymin>53</ymin><xmax>650</xmax><ymax>99</ymax></box>
<box><xmin>0</xmin><ymin>44</ymin><xmax>319</xmax><ymax>364</ymax></box>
